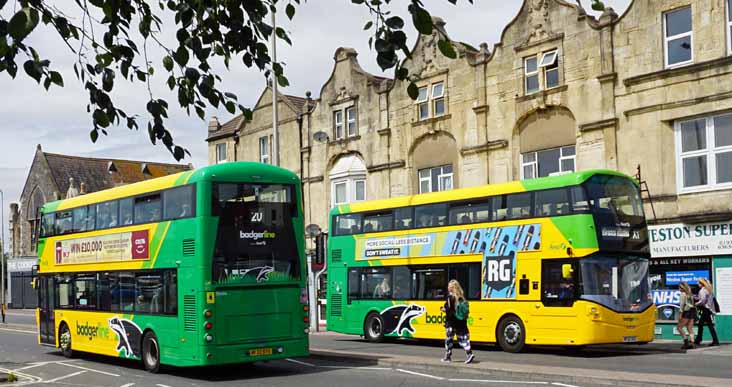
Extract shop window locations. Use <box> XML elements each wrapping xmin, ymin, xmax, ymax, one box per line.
<box><xmin>664</xmin><ymin>6</ymin><xmax>693</xmax><ymax>68</ymax></box>
<box><xmin>418</xmin><ymin>164</ymin><xmax>453</xmax><ymax>193</ymax></box>
<box><xmin>522</xmin><ymin>145</ymin><xmax>576</xmax><ymax>179</ymax></box>
<box><xmin>676</xmin><ymin>113</ymin><xmax>732</xmax><ymax>193</ymax></box>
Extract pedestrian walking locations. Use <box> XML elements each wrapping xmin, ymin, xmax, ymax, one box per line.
<box><xmin>677</xmin><ymin>282</ymin><xmax>696</xmax><ymax>349</ymax></box>
<box><xmin>694</xmin><ymin>278</ymin><xmax>720</xmax><ymax>347</ymax></box>
<box><xmin>441</xmin><ymin>279</ymin><xmax>475</xmax><ymax>364</ymax></box>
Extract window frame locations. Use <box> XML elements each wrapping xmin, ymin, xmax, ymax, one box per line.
<box><xmin>727</xmin><ymin>0</ymin><xmax>732</xmax><ymax>56</ymax></box>
<box><xmin>215</xmin><ymin>142</ymin><xmax>227</xmax><ymax>164</ymax></box>
<box><xmin>431</xmin><ymin>82</ymin><xmax>445</xmax><ymax>117</ymax></box>
<box><xmin>334</xmin><ymin>110</ymin><xmax>344</xmax><ymax>140</ymax></box>
<box><xmin>540</xmin><ymin>50</ymin><xmax>560</xmax><ymax>89</ymax></box>
<box><xmin>675</xmin><ymin>113</ymin><xmax>732</xmax><ymax>193</ymax></box>
<box><xmin>418</xmin><ymin>165</ymin><xmax>453</xmax><ymax>194</ymax></box>
<box><xmin>524</xmin><ymin>55</ymin><xmax>540</xmax><ymax>95</ymax></box>
<box><xmin>521</xmin><ymin>145</ymin><xmax>577</xmax><ymax>180</ymax></box>
<box><xmin>663</xmin><ymin>6</ymin><xmax>694</xmax><ymax>69</ymax></box>
<box><xmin>259</xmin><ymin>135</ymin><xmax>270</xmax><ymax>164</ymax></box>
<box><xmin>346</xmin><ymin>106</ymin><xmax>358</xmax><ymax>137</ymax></box>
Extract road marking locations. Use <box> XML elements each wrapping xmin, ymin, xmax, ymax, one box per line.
<box><xmin>156</xmin><ymin>384</ymin><xmax>173</xmax><ymax>387</ymax></box>
<box><xmin>119</xmin><ymin>384</ymin><xmax>135</xmax><ymax>387</ymax></box>
<box><xmin>0</xmin><ymin>327</ymin><xmax>36</xmax><ymax>335</ymax></box>
<box><xmin>552</xmin><ymin>383</ymin><xmax>580</xmax><ymax>387</ymax></box>
<box><xmin>59</xmin><ymin>362</ymin><xmax>120</xmax><ymax>377</ymax></box>
<box><xmin>318</xmin><ymin>365</ymin><xmax>392</xmax><ymax>370</ymax></box>
<box><xmin>45</xmin><ymin>370</ymin><xmax>87</xmax><ymax>383</ymax></box>
<box><xmin>396</xmin><ymin>368</ymin><xmax>445</xmax><ymax>380</ymax></box>
<box><xmin>449</xmin><ymin>379</ymin><xmax>549</xmax><ymax>385</ymax></box>
<box><xmin>285</xmin><ymin>358</ymin><xmax>316</xmax><ymax>367</ymax></box>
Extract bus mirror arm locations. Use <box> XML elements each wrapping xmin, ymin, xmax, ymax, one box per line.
<box><xmin>562</xmin><ymin>264</ymin><xmax>574</xmax><ymax>280</ymax></box>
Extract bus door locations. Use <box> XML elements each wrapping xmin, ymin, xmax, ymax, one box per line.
<box><xmin>38</xmin><ymin>275</ymin><xmax>56</xmax><ymax>345</ymax></box>
<box><xmin>531</xmin><ymin>260</ymin><xmax>579</xmax><ymax>342</ymax></box>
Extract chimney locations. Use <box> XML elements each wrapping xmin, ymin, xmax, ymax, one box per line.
<box><xmin>208</xmin><ymin>116</ymin><xmax>221</xmax><ymax>132</ymax></box>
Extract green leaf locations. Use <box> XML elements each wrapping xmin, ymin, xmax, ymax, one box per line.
<box><xmin>396</xmin><ymin>67</ymin><xmax>408</xmax><ymax>80</ymax></box>
<box><xmin>163</xmin><ymin>56</ymin><xmax>174</xmax><ymax>71</ymax></box>
<box><xmin>351</xmin><ymin>0</ymin><xmax>365</xmax><ymax>4</ymax></box>
<box><xmin>286</xmin><ymin>4</ymin><xmax>296</xmax><ymax>20</ymax></box>
<box><xmin>407</xmin><ymin>82</ymin><xmax>419</xmax><ymax>100</ymax></box>
<box><xmin>363</xmin><ymin>21</ymin><xmax>373</xmax><ymax>30</ymax></box>
<box><xmin>276</xmin><ymin>74</ymin><xmax>289</xmax><ymax>87</ymax></box>
<box><xmin>385</xmin><ymin>16</ymin><xmax>404</xmax><ymax>29</ymax></box>
<box><xmin>93</xmin><ymin>109</ymin><xmax>110</xmax><ymax>128</ymax></box>
<box><xmin>90</xmin><ymin>129</ymin><xmax>99</xmax><ymax>143</ymax></box>
<box><xmin>22</xmin><ymin>60</ymin><xmax>41</xmax><ymax>83</ymax></box>
<box><xmin>174</xmin><ymin>46</ymin><xmax>189</xmax><ymax>66</ymax></box>
<box><xmin>591</xmin><ymin>0</ymin><xmax>605</xmax><ymax>11</ymax></box>
<box><xmin>50</xmin><ymin>71</ymin><xmax>64</xmax><ymax>87</ymax></box>
<box><xmin>412</xmin><ymin>7</ymin><xmax>432</xmax><ymax>35</ymax></box>
<box><xmin>173</xmin><ymin>146</ymin><xmax>185</xmax><ymax>161</ymax></box>
<box><xmin>8</xmin><ymin>7</ymin><xmax>39</xmax><ymax>41</ymax></box>
<box><xmin>438</xmin><ymin>39</ymin><xmax>457</xmax><ymax>59</ymax></box>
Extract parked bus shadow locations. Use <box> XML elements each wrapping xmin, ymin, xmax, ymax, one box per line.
<box><xmin>327</xmin><ymin>337</ymin><xmax>682</xmax><ymax>358</ymax></box>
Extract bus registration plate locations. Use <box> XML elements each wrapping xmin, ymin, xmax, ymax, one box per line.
<box><xmin>249</xmin><ymin>348</ymin><xmax>273</xmax><ymax>356</ymax></box>
<box><xmin>623</xmin><ymin>336</ymin><xmax>637</xmax><ymax>343</ymax></box>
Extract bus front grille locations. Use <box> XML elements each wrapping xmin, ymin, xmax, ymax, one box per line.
<box><xmin>183</xmin><ymin>295</ymin><xmax>196</xmax><ymax>331</ymax></box>
<box><xmin>331</xmin><ymin>249</ymin><xmax>342</xmax><ymax>263</ymax></box>
<box><xmin>330</xmin><ymin>294</ymin><xmax>342</xmax><ymax>316</ymax></box>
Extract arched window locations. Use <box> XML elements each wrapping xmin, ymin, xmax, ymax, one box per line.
<box><xmin>518</xmin><ymin>107</ymin><xmax>577</xmax><ymax>179</ymax></box>
<box><xmin>28</xmin><ymin>187</ymin><xmax>45</xmax><ymax>252</ymax></box>
<box><xmin>330</xmin><ymin>155</ymin><xmax>367</xmax><ymax>207</ymax></box>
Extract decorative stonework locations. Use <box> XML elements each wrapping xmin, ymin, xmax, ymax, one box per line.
<box><xmin>527</xmin><ymin>0</ymin><xmax>550</xmax><ymax>43</ymax></box>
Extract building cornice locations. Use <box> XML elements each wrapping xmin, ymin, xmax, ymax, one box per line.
<box><xmin>579</xmin><ymin>118</ymin><xmax>617</xmax><ymax>132</ymax></box>
<box><xmin>514</xmin><ymin>33</ymin><xmax>564</xmax><ymax>53</ymax></box>
<box><xmin>623</xmin><ymin>90</ymin><xmax>732</xmax><ymax>118</ymax></box>
<box><xmin>460</xmin><ymin>140</ymin><xmax>508</xmax><ymax>156</ymax></box>
<box><xmin>623</xmin><ymin>56</ymin><xmax>732</xmax><ymax>88</ymax></box>
<box><xmin>367</xmin><ymin>160</ymin><xmax>406</xmax><ymax>173</ymax></box>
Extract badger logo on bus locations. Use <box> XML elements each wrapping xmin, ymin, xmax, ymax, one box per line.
<box><xmin>108</xmin><ymin>316</ymin><xmax>143</xmax><ymax>358</ymax></box>
<box><xmin>380</xmin><ymin>304</ymin><xmax>426</xmax><ymax>336</ymax></box>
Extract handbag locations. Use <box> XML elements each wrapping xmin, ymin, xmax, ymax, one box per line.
<box><xmin>712</xmin><ymin>296</ymin><xmax>721</xmax><ymax>314</ymax></box>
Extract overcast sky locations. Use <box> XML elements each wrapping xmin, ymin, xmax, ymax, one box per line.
<box><xmin>0</xmin><ymin>0</ymin><xmax>631</xmax><ymax>252</ymax></box>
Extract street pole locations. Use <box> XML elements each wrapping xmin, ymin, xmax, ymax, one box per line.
<box><xmin>270</xmin><ymin>9</ymin><xmax>279</xmax><ymax>166</ymax></box>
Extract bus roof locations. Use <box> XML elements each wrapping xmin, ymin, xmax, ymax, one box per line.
<box><xmin>43</xmin><ymin>162</ymin><xmax>300</xmax><ymax>212</ymax></box>
<box><xmin>332</xmin><ymin>169</ymin><xmax>635</xmax><ymax>215</ymax></box>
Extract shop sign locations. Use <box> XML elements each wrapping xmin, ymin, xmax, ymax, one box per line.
<box><xmin>648</xmin><ymin>222</ymin><xmax>732</xmax><ymax>258</ymax></box>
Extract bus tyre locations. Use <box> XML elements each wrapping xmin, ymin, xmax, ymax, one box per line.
<box><xmin>364</xmin><ymin>313</ymin><xmax>384</xmax><ymax>343</ymax></box>
<box><xmin>59</xmin><ymin>323</ymin><xmax>74</xmax><ymax>358</ymax></box>
<box><xmin>497</xmin><ymin>316</ymin><xmax>526</xmax><ymax>353</ymax></box>
<box><xmin>142</xmin><ymin>331</ymin><xmax>161</xmax><ymax>373</ymax></box>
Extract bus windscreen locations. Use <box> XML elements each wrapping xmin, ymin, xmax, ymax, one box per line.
<box><xmin>212</xmin><ymin>183</ymin><xmax>300</xmax><ymax>283</ymax></box>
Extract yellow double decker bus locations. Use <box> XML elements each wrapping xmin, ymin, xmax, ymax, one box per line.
<box><xmin>326</xmin><ymin>170</ymin><xmax>655</xmax><ymax>352</ymax></box>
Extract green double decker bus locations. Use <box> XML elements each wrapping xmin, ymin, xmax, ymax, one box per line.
<box><xmin>36</xmin><ymin>162</ymin><xmax>309</xmax><ymax>372</ymax></box>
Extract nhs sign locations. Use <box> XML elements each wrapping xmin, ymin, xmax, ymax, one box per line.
<box><xmin>651</xmin><ymin>290</ymin><xmax>680</xmax><ymax>306</ymax></box>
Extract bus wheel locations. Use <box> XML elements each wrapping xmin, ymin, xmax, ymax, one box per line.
<box><xmin>497</xmin><ymin>316</ymin><xmax>525</xmax><ymax>353</ymax></box>
<box><xmin>364</xmin><ymin>313</ymin><xmax>384</xmax><ymax>343</ymax></box>
<box><xmin>59</xmin><ymin>323</ymin><xmax>74</xmax><ymax>358</ymax></box>
<box><xmin>142</xmin><ymin>331</ymin><xmax>161</xmax><ymax>373</ymax></box>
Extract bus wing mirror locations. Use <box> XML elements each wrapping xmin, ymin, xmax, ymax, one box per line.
<box><xmin>562</xmin><ymin>264</ymin><xmax>574</xmax><ymax>280</ymax></box>
<box><xmin>31</xmin><ymin>278</ymin><xmax>38</xmax><ymax>290</ymax></box>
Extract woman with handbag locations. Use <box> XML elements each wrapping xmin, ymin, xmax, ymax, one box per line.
<box><xmin>694</xmin><ymin>278</ymin><xmax>720</xmax><ymax>347</ymax></box>
<box><xmin>440</xmin><ymin>279</ymin><xmax>475</xmax><ymax>364</ymax></box>
<box><xmin>677</xmin><ymin>282</ymin><xmax>696</xmax><ymax>349</ymax></box>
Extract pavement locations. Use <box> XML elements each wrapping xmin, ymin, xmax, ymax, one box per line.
<box><xmin>308</xmin><ymin>331</ymin><xmax>732</xmax><ymax>387</ymax></box>
<box><xmin>2</xmin><ymin>309</ymin><xmax>731</xmax><ymax>387</ymax></box>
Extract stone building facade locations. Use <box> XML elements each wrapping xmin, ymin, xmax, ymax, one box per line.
<box><xmin>6</xmin><ymin>145</ymin><xmax>191</xmax><ymax>308</ymax></box>
<box><xmin>207</xmin><ymin>0</ymin><xmax>732</xmax><ymax>340</ymax></box>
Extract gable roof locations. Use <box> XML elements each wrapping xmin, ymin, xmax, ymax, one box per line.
<box><xmin>206</xmin><ymin>87</ymin><xmax>310</xmax><ymax>142</ymax></box>
<box><xmin>42</xmin><ymin>152</ymin><xmax>192</xmax><ymax>194</ymax></box>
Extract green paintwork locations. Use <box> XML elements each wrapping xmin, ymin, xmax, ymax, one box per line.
<box><xmin>39</xmin><ymin>162</ymin><xmax>309</xmax><ymax>367</ymax></box>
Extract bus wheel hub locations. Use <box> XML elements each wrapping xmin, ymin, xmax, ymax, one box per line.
<box><xmin>504</xmin><ymin>322</ymin><xmax>521</xmax><ymax>344</ymax></box>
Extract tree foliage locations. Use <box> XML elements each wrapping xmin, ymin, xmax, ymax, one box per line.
<box><xmin>0</xmin><ymin>0</ymin><xmax>605</xmax><ymax>160</ymax></box>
